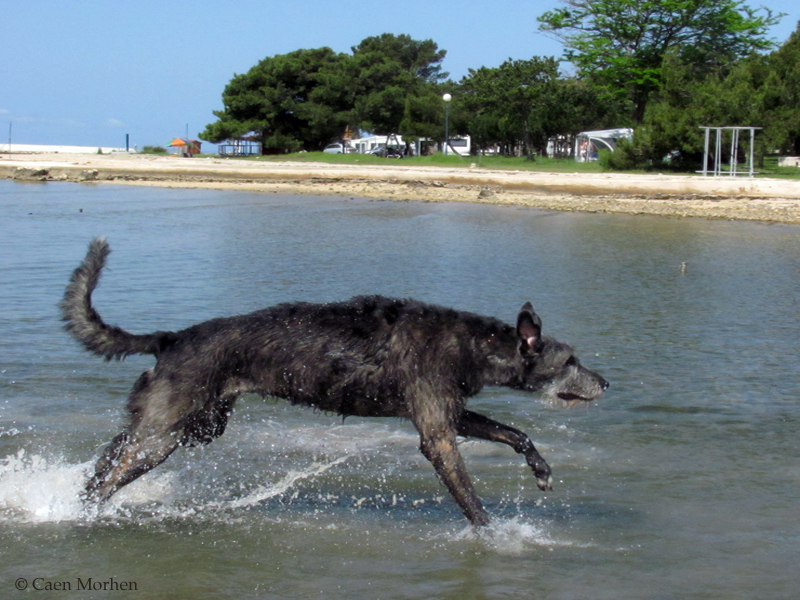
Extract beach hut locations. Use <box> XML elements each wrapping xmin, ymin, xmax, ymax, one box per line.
<box><xmin>167</xmin><ymin>138</ymin><xmax>202</xmax><ymax>156</ymax></box>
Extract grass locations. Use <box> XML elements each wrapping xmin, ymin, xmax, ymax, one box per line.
<box><xmin>759</xmin><ymin>156</ymin><xmax>800</xmax><ymax>179</ymax></box>
<box><xmin>238</xmin><ymin>151</ymin><xmax>607</xmax><ymax>173</ymax></box>
<box><xmin>691</xmin><ymin>156</ymin><xmax>800</xmax><ymax>179</ymax></box>
<box><xmin>204</xmin><ymin>151</ymin><xmax>800</xmax><ymax>179</ymax></box>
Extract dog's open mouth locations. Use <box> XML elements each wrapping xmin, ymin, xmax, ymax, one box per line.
<box><xmin>557</xmin><ymin>392</ymin><xmax>588</xmax><ymax>401</ymax></box>
<box><xmin>557</xmin><ymin>392</ymin><xmax>592</xmax><ymax>407</ymax></box>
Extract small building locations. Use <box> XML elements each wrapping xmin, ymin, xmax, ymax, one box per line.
<box><xmin>218</xmin><ymin>133</ymin><xmax>263</xmax><ymax>157</ymax></box>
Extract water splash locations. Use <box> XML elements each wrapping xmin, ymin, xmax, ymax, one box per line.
<box><xmin>0</xmin><ymin>447</ymin><xmax>355</xmax><ymax>524</ymax></box>
<box><xmin>209</xmin><ymin>454</ymin><xmax>351</xmax><ymax>510</ymax></box>
<box><xmin>0</xmin><ymin>447</ymin><xmax>594</xmax><ymax>557</ymax></box>
<box><xmin>0</xmin><ymin>449</ymin><xmax>90</xmax><ymax>523</ymax></box>
<box><xmin>445</xmin><ymin>516</ymin><xmax>593</xmax><ymax>556</ymax></box>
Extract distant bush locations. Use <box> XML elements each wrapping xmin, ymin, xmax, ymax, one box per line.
<box><xmin>141</xmin><ymin>145</ymin><xmax>168</xmax><ymax>154</ymax></box>
<box><xmin>598</xmin><ymin>138</ymin><xmax>643</xmax><ymax>171</ymax></box>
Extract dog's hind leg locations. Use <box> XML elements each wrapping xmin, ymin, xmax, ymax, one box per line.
<box><xmin>84</xmin><ymin>428</ymin><xmax>181</xmax><ymax>504</ymax></box>
<box><xmin>456</xmin><ymin>410</ymin><xmax>553</xmax><ymax>491</ymax></box>
<box><xmin>83</xmin><ymin>372</ymin><xmax>193</xmax><ymax>504</ymax></box>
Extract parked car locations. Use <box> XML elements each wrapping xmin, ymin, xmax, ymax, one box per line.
<box><xmin>323</xmin><ymin>142</ymin><xmax>355</xmax><ymax>154</ymax></box>
<box><xmin>368</xmin><ymin>145</ymin><xmax>403</xmax><ymax>158</ymax></box>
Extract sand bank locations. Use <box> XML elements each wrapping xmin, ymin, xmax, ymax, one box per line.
<box><xmin>2</xmin><ymin>152</ymin><xmax>799</xmax><ymax>223</ymax></box>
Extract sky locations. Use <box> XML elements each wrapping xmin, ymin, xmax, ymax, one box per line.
<box><xmin>3</xmin><ymin>0</ymin><xmax>798</xmax><ymax>150</ymax></box>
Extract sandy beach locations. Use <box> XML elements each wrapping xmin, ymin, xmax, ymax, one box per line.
<box><xmin>3</xmin><ymin>152</ymin><xmax>800</xmax><ymax>223</ymax></box>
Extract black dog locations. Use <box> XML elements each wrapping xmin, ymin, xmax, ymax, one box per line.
<box><xmin>61</xmin><ymin>237</ymin><xmax>608</xmax><ymax>526</ymax></box>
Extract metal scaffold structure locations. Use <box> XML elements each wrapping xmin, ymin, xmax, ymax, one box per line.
<box><xmin>699</xmin><ymin>126</ymin><xmax>761</xmax><ymax>177</ymax></box>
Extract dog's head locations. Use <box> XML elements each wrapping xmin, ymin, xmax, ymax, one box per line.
<box><xmin>515</xmin><ymin>302</ymin><xmax>608</xmax><ymax>402</ymax></box>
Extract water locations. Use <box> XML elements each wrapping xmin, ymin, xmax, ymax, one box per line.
<box><xmin>1</xmin><ymin>179</ymin><xmax>798</xmax><ymax>599</ymax></box>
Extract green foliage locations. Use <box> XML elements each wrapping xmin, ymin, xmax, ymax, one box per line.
<box><xmin>459</xmin><ymin>57</ymin><xmax>560</xmax><ymax>157</ymax></box>
<box><xmin>398</xmin><ymin>84</ymin><xmax>454</xmax><ymax>144</ymax></box>
<box><xmin>629</xmin><ymin>21</ymin><xmax>800</xmax><ymax>170</ymax></box>
<box><xmin>200</xmin><ymin>47</ymin><xmax>351</xmax><ymax>153</ymax></box>
<box><xmin>598</xmin><ymin>139</ymin><xmax>642</xmax><ymax>171</ymax></box>
<box><xmin>200</xmin><ymin>19</ymin><xmax>800</xmax><ymax>168</ymax></box>
<box><xmin>459</xmin><ymin>57</ymin><xmax>624</xmax><ymax>156</ymax></box>
<box><xmin>350</xmin><ymin>34</ymin><xmax>447</xmax><ymax>138</ymax></box>
<box><xmin>202</xmin><ymin>34</ymin><xmax>447</xmax><ymax>153</ymax></box>
<box><xmin>352</xmin><ymin>33</ymin><xmax>447</xmax><ymax>84</ymax></box>
<box><xmin>141</xmin><ymin>145</ymin><xmax>167</xmax><ymax>154</ymax></box>
<box><xmin>539</xmin><ymin>0</ymin><xmax>782</xmax><ymax>122</ymax></box>
<box><xmin>549</xmin><ymin>78</ymin><xmax>629</xmax><ymax>135</ymax></box>
<box><xmin>765</xmin><ymin>21</ymin><xmax>800</xmax><ymax>153</ymax></box>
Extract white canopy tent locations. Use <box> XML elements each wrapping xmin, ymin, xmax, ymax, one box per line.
<box><xmin>574</xmin><ymin>128</ymin><xmax>633</xmax><ymax>162</ymax></box>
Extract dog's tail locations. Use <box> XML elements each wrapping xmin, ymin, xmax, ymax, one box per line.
<box><xmin>61</xmin><ymin>237</ymin><xmax>172</xmax><ymax>360</ymax></box>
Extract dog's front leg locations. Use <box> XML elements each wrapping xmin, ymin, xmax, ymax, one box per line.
<box><xmin>411</xmin><ymin>397</ymin><xmax>490</xmax><ymax>526</ymax></box>
<box><xmin>457</xmin><ymin>410</ymin><xmax>553</xmax><ymax>491</ymax></box>
<box><xmin>418</xmin><ymin>428</ymin><xmax>490</xmax><ymax>526</ymax></box>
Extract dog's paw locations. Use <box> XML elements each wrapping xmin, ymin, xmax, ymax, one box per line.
<box><xmin>535</xmin><ymin>474</ymin><xmax>554</xmax><ymax>491</ymax></box>
<box><xmin>528</xmin><ymin>458</ymin><xmax>552</xmax><ymax>490</ymax></box>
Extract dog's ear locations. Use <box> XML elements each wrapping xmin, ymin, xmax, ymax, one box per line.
<box><xmin>517</xmin><ymin>302</ymin><xmax>543</xmax><ymax>355</ymax></box>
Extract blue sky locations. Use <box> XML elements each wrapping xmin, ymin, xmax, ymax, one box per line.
<box><xmin>3</xmin><ymin>0</ymin><xmax>798</xmax><ymax>150</ymax></box>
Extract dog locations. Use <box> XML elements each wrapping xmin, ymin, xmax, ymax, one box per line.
<box><xmin>61</xmin><ymin>237</ymin><xmax>608</xmax><ymax>526</ymax></box>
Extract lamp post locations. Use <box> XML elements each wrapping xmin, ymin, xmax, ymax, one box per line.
<box><xmin>442</xmin><ymin>93</ymin><xmax>452</xmax><ymax>155</ymax></box>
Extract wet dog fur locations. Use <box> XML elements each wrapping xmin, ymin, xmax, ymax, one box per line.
<box><xmin>61</xmin><ymin>237</ymin><xmax>608</xmax><ymax>526</ymax></box>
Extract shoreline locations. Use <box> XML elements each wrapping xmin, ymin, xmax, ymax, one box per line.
<box><xmin>2</xmin><ymin>152</ymin><xmax>800</xmax><ymax>224</ymax></box>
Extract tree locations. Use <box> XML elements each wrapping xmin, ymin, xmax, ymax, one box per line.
<box><xmin>201</xmin><ymin>34</ymin><xmax>449</xmax><ymax>153</ymax></box>
<box><xmin>766</xmin><ymin>20</ymin><xmax>800</xmax><ymax>153</ymax></box>
<box><xmin>459</xmin><ymin>57</ymin><xmax>618</xmax><ymax>157</ymax></box>
<box><xmin>398</xmin><ymin>84</ymin><xmax>450</xmax><ymax>148</ymax></box>
<box><xmin>461</xmin><ymin>57</ymin><xmax>560</xmax><ymax>157</ymax></box>
<box><xmin>200</xmin><ymin>47</ymin><xmax>351</xmax><ymax>153</ymax></box>
<box><xmin>548</xmin><ymin>77</ymin><xmax>629</xmax><ymax>138</ymax></box>
<box><xmin>538</xmin><ymin>0</ymin><xmax>782</xmax><ymax>122</ymax></box>
<box><xmin>352</xmin><ymin>33</ymin><xmax>447</xmax><ymax>84</ymax></box>
<box><xmin>634</xmin><ymin>20</ymin><xmax>800</xmax><ymax>168</ymax></box>
<box><xmin>350</xmin><ymin>34</ymin><xmax>448</xmax><ymax>138</ymax></box>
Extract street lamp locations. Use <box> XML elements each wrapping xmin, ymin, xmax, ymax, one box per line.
<box><xmin>442</xmin><ymin>93</ymin><xmax>452</xmax><ymax>155</ymax></box>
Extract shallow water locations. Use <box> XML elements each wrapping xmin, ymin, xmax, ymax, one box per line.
<box><xmin>1</xmin><ymin>180</ymin><xmax>799</xmax><ymax>599</ymax></box>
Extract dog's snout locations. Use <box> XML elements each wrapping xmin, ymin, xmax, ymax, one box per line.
<box><xmin>601</xmin><ymin>379</ymin><xmax>610</xmax><ymax>391</ymax></box>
